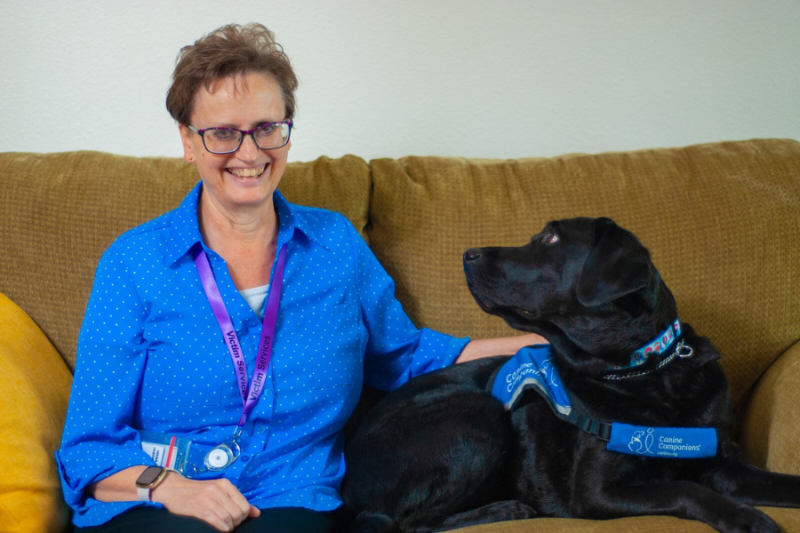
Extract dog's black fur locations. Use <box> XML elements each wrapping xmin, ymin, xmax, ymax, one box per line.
<box><xmin>342</xmin><ymin>217</ymin><xmax>800</xmax><ymax>533</ymax></box>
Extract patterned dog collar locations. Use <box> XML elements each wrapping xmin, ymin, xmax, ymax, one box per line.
<box><xmin>608</xmin><ymin>319</ymin><xmax>682</xmax><ymax>372</ymax></box>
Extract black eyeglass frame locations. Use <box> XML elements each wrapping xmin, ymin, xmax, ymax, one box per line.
<box><xmin>188</xmin><ymin>120</ymin><xmax>293</xmax><ymax>154</ymax></box>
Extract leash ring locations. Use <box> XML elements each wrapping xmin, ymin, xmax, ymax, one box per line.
<box><xmin>676</xmin><ymin>341</ymin><xmax>694</xmax><ymax>358</ymax></box>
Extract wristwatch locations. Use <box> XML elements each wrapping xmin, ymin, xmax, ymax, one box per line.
<box><xmin>135</xmin><ymin>466</ymin><xmax>168</xmax><ymax>502</ymax></box>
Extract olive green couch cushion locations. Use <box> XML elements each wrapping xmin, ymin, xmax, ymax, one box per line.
<box><xmin>455</xmin><ymin>508</ymin><xmax>800</xmax><ymax>532</ymax></box>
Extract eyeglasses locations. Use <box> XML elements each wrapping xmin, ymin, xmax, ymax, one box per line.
<box><xmin>188</xmin><ymin>120</ymin><xmax>293</xmax><ymax>154</ymax></box>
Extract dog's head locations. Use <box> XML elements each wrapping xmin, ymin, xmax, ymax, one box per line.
<box><xmin>464</xmin><ymin>217</ymin><xmax>677</xmax><ymax>372</ymax></box>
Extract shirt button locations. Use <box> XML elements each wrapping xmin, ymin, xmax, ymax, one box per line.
<box><xmin>256</xmin><ymin>425</ymin><xmax>266</xmax><ymax>434</ymax></box>
<box><xmin>265</xmin><ymin>389</ymin><xmax>273</xmax><ymax>396</ymax></box>
<box><xmin>241</xmin><ymin>455</ymin><xmax>250</xmax><ymax>463</ymax></box>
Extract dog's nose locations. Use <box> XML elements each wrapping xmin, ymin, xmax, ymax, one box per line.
<box><xmin>464</xmin><ymin>248</ymin><xmax>482</xmax><ymax>262</ymax></box>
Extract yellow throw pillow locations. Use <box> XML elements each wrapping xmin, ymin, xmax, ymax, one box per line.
<box><xmin>0</xmin><ymin>293</ymin><xmax>72</xmax><ymax>533</ymax></box>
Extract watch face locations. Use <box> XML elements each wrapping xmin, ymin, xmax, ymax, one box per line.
<box><xmin>137</xmin><ymin>466</ymin><xmax>165</xmax><ymax>487</ymax></box>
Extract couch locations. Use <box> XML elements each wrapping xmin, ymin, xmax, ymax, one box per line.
<box><xmin>1</xmin><ymin>138</ymin><xmax>799</xmax><ymax>532</ymax></box>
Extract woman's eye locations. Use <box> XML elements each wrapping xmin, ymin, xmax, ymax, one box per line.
<box><xmin>212</xmin><ymin>129</ymin><xmax>237</xmax><ymax>140</ymax></box>
<box><xmin>255</xmin><ymin>125</ymin><xmax>277</xmax><ymax>136</ymax></box>
<box><xmin>543</xmin><ymin>233</ymin><xmax>560</xmax><ymax>245</ymax></box>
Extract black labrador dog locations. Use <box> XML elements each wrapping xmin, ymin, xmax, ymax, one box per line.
<box><xmin>342</xmin><ymin>217</ymin><xmax>800</xmax><ymax>533</ymax></box>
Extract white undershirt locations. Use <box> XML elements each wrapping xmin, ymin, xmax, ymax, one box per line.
<box><xmin>239</xmin><ymin>284</ymin><xmax>269</xmax><ymax>318</ymax></box>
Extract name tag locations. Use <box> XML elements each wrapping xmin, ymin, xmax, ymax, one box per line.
<box><xmin>607</xmin><ymin>423</ymin><xmax>717</xmax><ymax>459</ymax></box>
<box><xmin>139</xmin><ymin>430</ymin><xmax>193</xmax><ymax>470</ymax></box>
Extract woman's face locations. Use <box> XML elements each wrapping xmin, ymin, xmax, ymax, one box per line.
<box><xmin>179</xmin><ymin>72</ymin><xmax>291</xmax><ymax>213</ymax></box>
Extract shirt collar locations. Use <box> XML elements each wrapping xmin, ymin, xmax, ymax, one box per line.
<box><xmin>164</xmin><ymin>181</ymin><xmax>329</xmax><ymax>267</ymax></box>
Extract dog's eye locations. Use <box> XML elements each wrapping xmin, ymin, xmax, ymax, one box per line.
<box><xmin>543</xmin><ymin>232</ymin><xmax>560</xmax><ymax>245</ymax></box>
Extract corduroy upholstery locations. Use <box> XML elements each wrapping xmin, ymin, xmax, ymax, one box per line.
<box><xmin>0</xmin><ymin>139</ymin><xmax>798</xmax><ymax>532</ymax></box>
<box><xmin>741</xmin><ymin>341</ymin><xmax>800</xmax><ymax>473</ymax></box>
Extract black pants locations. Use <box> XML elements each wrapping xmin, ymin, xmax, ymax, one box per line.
<box><xmin>75</xmin><ymin>506</ymin><xmax>345</xmax><ymax>533</ymax></box>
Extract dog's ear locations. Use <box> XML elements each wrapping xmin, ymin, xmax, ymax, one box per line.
<box><xmin>576</xmin><ymin>218</ymin><xmax>652</xmax><ymax>307</ymax></box>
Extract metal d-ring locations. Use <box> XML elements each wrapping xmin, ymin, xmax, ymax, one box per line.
<box><xmin>675</xmin><ymin>341</ymin><xmax>694</xmax><ymax>358</ymax></box>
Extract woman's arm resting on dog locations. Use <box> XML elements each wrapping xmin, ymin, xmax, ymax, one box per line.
<box><xmin>89</xmin><ymin>467</ymin><xmax>260</xmax><ymax>532</ymax></box>
<box><xmin>456</xmin><ymin>333</ymin><xmax>546</xmax><ymax>363</ymax></box>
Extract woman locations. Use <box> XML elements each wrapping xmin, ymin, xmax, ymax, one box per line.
<box><xmin>56</xmin><ymin>24</ymin><xmax>544</xmax><ymax>533</ymax></box>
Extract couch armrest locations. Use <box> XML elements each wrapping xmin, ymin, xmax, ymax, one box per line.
<box><xmin>740</xmin><ymin>340</ymin><xmax>800</xmax><ymax>475</ymax></box>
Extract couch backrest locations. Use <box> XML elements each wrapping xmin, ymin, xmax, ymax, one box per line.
<box><xmin>2</xmin><ymin>140</ymin><xmax>798</xmax><ymax>409</ymax></box>
<box><xmin>366</xmin><ymin>139</ymin><xmax>800</xmax><ymax>409</ymax></box>
<box><xmin>0</xmin><ymin>151</ymin><xmax>370</xmax><ymax>370</ymax></box>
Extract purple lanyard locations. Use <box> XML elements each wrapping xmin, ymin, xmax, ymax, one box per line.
<box><xmin>194</xmin><ymin>243</ymin><xmax>287</xmax><ymax>431</ymax></box>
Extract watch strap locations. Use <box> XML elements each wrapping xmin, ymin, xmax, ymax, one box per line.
<box><xmin>135</xmin><ymin>466</ymin><xmax>168</xmax><ymax>502</ymax></box>
<box><xmin>137</xmin><ymin>486</ymin><xmax>151</xmax><ymax>502</ymax></box>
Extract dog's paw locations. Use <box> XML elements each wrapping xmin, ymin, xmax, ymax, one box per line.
<box><xmin>709</xmin><ymin>503</ymin><xmax>781</xmax><ymax>533</ymax></box>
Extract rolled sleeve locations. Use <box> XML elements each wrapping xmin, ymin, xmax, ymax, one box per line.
<box><xmin>55</xmin><ymin>247</ymin><xmax>155</xmax><ymax>524</ymax></box>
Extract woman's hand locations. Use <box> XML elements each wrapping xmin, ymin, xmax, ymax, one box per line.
<box><xmin>88</xmin><ymin>466</ymin><xmax>260</xmax><ymax>532</ymax></box>
<box><xmin>152</xmin><ymin>472</ymin><xmax>261</xmax><ymax>532</ymax></box>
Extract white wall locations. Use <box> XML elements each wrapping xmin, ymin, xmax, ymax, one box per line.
<box><xmin>2</xmin><ymin>1</ymin><xmax>799</xmax><ymax>162</ymax></box>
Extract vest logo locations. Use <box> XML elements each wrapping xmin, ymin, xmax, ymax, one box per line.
<box><xmin>504</xmin><ymin>356</ymin><xmax>557</xmax><ymax>393</ymax></box>
<box><xmin>628</xmin><ymin>427</ymin><xmax>655</xmax><ymax>455</ymax></box>
<box><xmin>609</xmin><ymin>423</ymin><xmax>718</xmax><ymax>459</ymax></box>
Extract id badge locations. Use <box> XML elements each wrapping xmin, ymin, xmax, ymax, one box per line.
<box><xmin>139</xmin><ymin>429</ymin><xmax>193</xmax><ymax>471</ymax></box>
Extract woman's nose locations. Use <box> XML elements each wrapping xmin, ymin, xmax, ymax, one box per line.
<box><xmin>237</xmin><ymin>133</ymin><xmax>262</xmax><ymax>160</ymax></box>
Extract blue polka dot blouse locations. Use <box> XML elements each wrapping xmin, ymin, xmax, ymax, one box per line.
<box><xmin>55</xmin><ymin>182</ymin><xmax>470</xmax><ymax>527</ymax></box>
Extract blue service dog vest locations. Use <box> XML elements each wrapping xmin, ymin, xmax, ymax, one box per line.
<box><xmin>490</xmin><ymin>346</ymin><xmax>717</xmax><ymax>459</ymax></box>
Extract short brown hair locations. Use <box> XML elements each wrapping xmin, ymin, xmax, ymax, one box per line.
<box><xmin>166</xmin><ymin>23</ymin><xmax>298</xmax><ymax>126</ymax></box>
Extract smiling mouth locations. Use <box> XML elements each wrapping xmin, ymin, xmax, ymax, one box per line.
<box><xmin>227</xmin><ymin>164</ymin><xmax>268</xmax><ymax>179</ymax></box>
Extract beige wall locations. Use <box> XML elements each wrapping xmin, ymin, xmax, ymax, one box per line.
<box><xmin>2</xmin><ymin>0</ymin><xmax>799</xmax><ymax>162</ymax></box>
